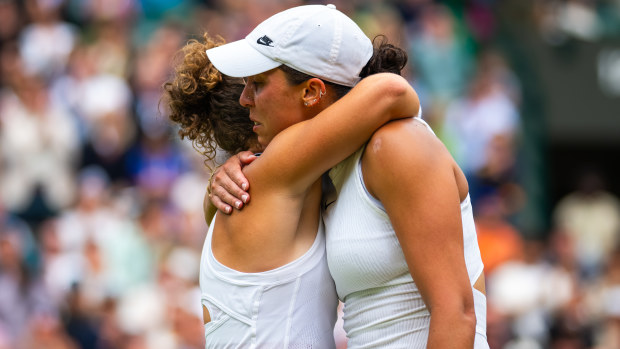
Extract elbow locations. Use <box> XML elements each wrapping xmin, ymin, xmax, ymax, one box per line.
<box><xmin>463</xmin><ymin>304</ymin><xmax>477</xmax><ymax>333</ymax></box>
<box><xmin>377</xmin><ymin>74</ymin><xmax>419</xmax><ymax>118</ymax></box>
<box><xmin>434</xmin><ymin>304</ymin><xmax>477</xmax><ymax>331</ymax></box>
<box><xmin>378</xmin><ymin>73</ymin><xmax>409</xmax><ymax>98</ymax></box>
<box><xmin>458</xmin><ymin>298</ymin><xmax>477</xmax><ymax>336</ymax></box>
<box><xmin>427</xmin><ymin>299</ymin><xmax>477</xmax><ymax>345</ymax></box>
<box><xmin>358</xmin><ymin>72</ymin><xmax>420</xmax><ymax>120</ymax></box>
<box><xmin>461</xmin><ymin>303</ymin><xmax>478</xmax><ymax>346</ymax></box>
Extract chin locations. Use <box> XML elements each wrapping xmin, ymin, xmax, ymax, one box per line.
<box><xmin>257</xmin><ymin>138</ymin><xmax>269</xmax><ymax>150</ymax></box>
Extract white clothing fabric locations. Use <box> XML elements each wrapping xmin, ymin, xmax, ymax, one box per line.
<box><xmin>323</xmin><ymin>117</ymin><xmax>489</xmax><ymax>348</ymax></box>
<box><xmin>199</xmin><ymin>215</ymin><xmax>338</xmax><ymax>348</ymax></box>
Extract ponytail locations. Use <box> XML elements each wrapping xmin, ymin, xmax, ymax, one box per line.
<box><xmin>359</xmin><ymin>35</ymin><xmax>408</xmax><ymax>78</ymax></box>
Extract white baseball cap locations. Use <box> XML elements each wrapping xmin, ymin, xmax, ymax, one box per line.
<box><xmin>206</xmin><ymin>4</ymin><xmax>373</xmax><ymax>87</ymax></box>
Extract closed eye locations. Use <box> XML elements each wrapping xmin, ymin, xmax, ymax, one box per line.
<box><xmin>242</xmin><ymin>77</ymin><xmax>263</xmax><ymax>90</ymax></box>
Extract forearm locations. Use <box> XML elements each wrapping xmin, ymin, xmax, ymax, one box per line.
<box><xmin>248</xmin><ymin>73</ymin><xmax>419</xmax><ymax>195</ymax></box>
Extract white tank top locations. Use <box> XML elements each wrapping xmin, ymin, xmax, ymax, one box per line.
<box><xmin>199</xmin><ymin>215</ymin><xmax>338</xmax><ymax>348</ymax></box>
<box><xmin>323</xmin><ymin>117</ymin><xmax>489</xmax><ymax>348</ymax></box>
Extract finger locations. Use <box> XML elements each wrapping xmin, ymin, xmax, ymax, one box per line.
<box><xmin>222</xmin><ymin>159</ymin><xmax>252</xmax><ymax>196</ymax></box>
<box><xmin>209</xmin><ymin>193</ymin><xmax>233</xmax><ymax>214</ymax></box>
<box><xmin>211</xmin><ymin>184</ymin><xmax>245</xmax><ymax>210</ymax></box>
<box><xmin>212</xmin><ymin>168</ymin><xmax>248</xmax><ymax>204</ymax></box>
<box><xmin>212</xmin><ymin>167</ymin><xmax>246</xmax><ymax>202</ymax></box>
<box><xmin>238</xmin><ymin>151</ymin><xmax>258</xmax><ymax>165</ymax></box>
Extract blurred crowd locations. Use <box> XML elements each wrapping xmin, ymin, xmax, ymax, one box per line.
<box><xmin>0</xmin><ymin>0</ymin><xmax>619</xmax><ymax>348</ymax></box>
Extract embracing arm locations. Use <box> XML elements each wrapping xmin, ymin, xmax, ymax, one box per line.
<box><xmin>211</xmin><ymin>73</ymin><xmax>419</xmax><ymax>211</ymax></box>
<box><xmin>250</xmin><ymin>72</ymin><xmax>419</xmax><ymax>194</ymax></box>
<box><xmin>363</xmin><ymin>119</ymin><xmax>476</xmax><ymax>348</ymax></box>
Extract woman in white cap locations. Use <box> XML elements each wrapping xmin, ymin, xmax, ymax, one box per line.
<box><xmin>208</xmin><ymin>4</ymin><xmax>490</xmax><ymax>349</ymax></box>
<box><xmin>164</xmin><ymin>4</ymin><xmax>421</xmax><ymax>348</ymax></box>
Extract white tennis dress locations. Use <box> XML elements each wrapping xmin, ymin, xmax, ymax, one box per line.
<box><xmin>323</xmin><ymin>117</ymin><xmax>489</xmax><ymax>348</ymax></box>
<box><xmin>199</xmin><ymin>215</ymin><xmax>338</xmax><ymax>348</ymax></box>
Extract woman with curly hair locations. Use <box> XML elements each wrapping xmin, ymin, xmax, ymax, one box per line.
<box><xmin>164</xmin><ymin>34</ymin><xmax>259</xmax><ymax>168</ymax></box>
<box><xmin>163</xmin><ymin>33</ymin><xmax>260</xmax><ymax>222</ymax></box>
<box><xmin>162</xmin><ymin>5</ymin><xmax>420</xmax><ymax>347</ymax></box>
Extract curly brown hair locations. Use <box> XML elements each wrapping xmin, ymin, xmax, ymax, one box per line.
<box><xmin>162</xmin><ymin>33</ymin><xmax>257</xmax><ymax>169</ymax></box>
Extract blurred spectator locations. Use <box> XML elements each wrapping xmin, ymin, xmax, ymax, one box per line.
<box><xmin>126</xmin><ymin>22</ymin><xmax>191</xmax><ymax>201</ymax></box>
<box><xmin>553</xmin><ymin>168</ymin><xmax>620</xmax><ymax>280</ymax></box>
<box><xmin>0</xmin><ymin>223</ymin><xmax>57</xmax><ymax>347</ymax></box>
<box><xmin>0</xmin><ymin>0</ymin><xmax>24</xmax><ymax>47</ymax></box>
<box><xmin>586</xmin><ymin>246</ymin><xmax>620</xmax><ymax>348</ymax></box>
<box><xmin>54</xmin><ymin>166</ymin><xmax>113</xmax><ymax>255</ymax></box>
<box><xmin>547</xmin><ymin>229</ymin><xmax>594</xmax><ymax>349</ymax></box>
<box><xmin>408</xmin><ymin>3</ymin><xmax>474</xmax><ymax>123</ymax></box>
<box><xmin>132</xmin><ymin>23</ymin><xmax>185</xmax><ymax>141</ymax></box>
<box><xmin>0</xmin><ymin>71</ymin><xmax>80</xmax><ymax>223</ymax></box>
<box><xmin>46</xmin><ymin>166</ymin><xmax>119</xmax><ymax>307</ymax></box>
<box><xmin>487</xmin><ymin>238</ymin><xmax>578</xmax><ymax>348</ymax></box>
<box><xmin>50</xmin><ymin>37</ymin><xmax>136</xmax><ymax>181</ymax></box>
<box><xmin>536</xmin><ymin>0</ymin><xmax>603</xmax><ymax>45</ymax></box>
<box><xmin>464</xmin><ymin>0</ymin><xmax>496</xmax><ymax>44</ymax></box>
<box><xmin>64</xmin><ymin>0</ymin><xmax>137</xmax><ymax>25</ymax></box>
<box><xmin>475</xmin><ymin>193</ymin><xmax>525</xmax><ymax>276</ymax></box>
<box><xmin>441</xmin><ymin>48</ymin><xmax>521</xmax><ymax>178</ymax></box>
<box><xmin>18</xmin><ymin>313</ymin><xmax>78</xmax><ymax>349</ymax></box>
<box><xmin>19</xmin><ymin>0</ymin><xmax>77</xmax><ymax>80</ymax></box>
<box><xmin>168</xmin><ymin>171</ymin><xmax>209</xmax><ymax>247</ymax></box>
<box><xmin>125</xmin><ymin>136</ymin><xmax>189</xmax><ymax>201</ymax></box>
<box><xmin>62</xmin><ymin>283</ymin><xmax>101</xmax><ymax>349</ymax></box>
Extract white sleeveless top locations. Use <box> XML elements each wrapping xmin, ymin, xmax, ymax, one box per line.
<box><xmin>323</xmin><ymin>117</ymin><xmax>489</xmax><ymax>348</ymax></box>
<box><xmin>199</xmin><ymin>215</ymin><xmax>338</xmax><ymax>348</ymax></box>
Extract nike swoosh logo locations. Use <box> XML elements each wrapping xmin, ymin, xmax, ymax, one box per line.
<box><xmin>256</xmin><ymin>35</ymin><xmax>274</xmax><ymax>47</ymax></box>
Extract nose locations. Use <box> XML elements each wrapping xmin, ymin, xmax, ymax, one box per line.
<box><xmin>239</xmin><ymin>80</ymin><xmax>254</xmax><ymax>107</ymax></box>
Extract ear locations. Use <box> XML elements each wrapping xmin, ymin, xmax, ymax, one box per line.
<box><xmin>301</xmin><ymin>78</ymin><xmax>327</xmax><ymax>107</ymax></box>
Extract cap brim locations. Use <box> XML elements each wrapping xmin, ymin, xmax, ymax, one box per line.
<box><xmin>206</xmin><ymin>39</ymin><xmax>281</xmax><ymax>78</ymax></box>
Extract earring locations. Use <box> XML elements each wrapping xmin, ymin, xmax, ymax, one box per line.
<box><xmin>304</xmin><ymin>101</ymin><xmax>309</xmax><ymax>106</ymax></box>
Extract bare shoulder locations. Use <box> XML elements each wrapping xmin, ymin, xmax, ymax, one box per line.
<box><xmin>364</xmin><ymin>118</ymin><xmax>451</xmax><ymax>166</ymax></box>
<box><xmin>363</xmin><ymin>118</ymin><xmax>469</xmax><ymax>200</ymax></box>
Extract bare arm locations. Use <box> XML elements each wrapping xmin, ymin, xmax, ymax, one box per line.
<box><xmin>211</xmin><ymin>73</ymin><xmax>419</xmax><ymax>212</ymax></box>
<box><xmin>363</xmin><ymin>119</ymin><xmax>476</xmax><ymax>348</ymax></box>
<box><xmin>249</xmin><ymin>73</ymin><xmax>419</xmax><ymax>195</ymax></box>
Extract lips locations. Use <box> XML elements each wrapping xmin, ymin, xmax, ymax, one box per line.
<box><xmin>251</xmin><ymin>119</ymin><xmax>262</xmax><ymax>132</ymax></box>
